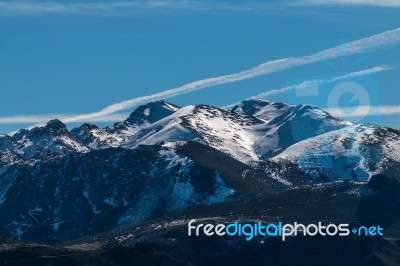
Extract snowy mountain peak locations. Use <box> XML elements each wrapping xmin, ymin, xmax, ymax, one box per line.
<box><xmin>271</xmin><ymin>124</ymin><xmax>400</xmax><ymax>182</ymax></box>
<box><xmin>77</xmin><ymin>123</ymin><xmax>99</xmax><ymax>131</ymax></box>
<box><xmin>124</xmin><ymin>100</ymin><xmax>180</xmax><ymax>125</ymax></box>
<box><xmin>291</xmin><ymin>104</ymin><xmax>335</xmax><ymax>119</ymax></box>
<box><xmin>70</xmin><ymin>123</ymin><xmax>102</xmax><ymax>147</ymax></box>
<box><xmin>44</xmin><ymin>119</ymin><xmax>68</xmax><ymax>133</ymax></box>
<box><xmin>231</xmin><ymin>99</ymin><xmax>271</xmax><ymax>116</ymax></box>
<box><xmin>16</xmin><ymin>119</ymin><xmax>68</xmax><ymax>140</ymax></box>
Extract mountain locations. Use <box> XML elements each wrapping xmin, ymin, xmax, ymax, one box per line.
<box><xmin>232</xmin><ymin>99</ymin><xmax>352</xmax><ymax>158</ymax></box>
<box><xmin>272</xmin><ymin>124</ymin><xmax>400</xmax><ymax>182</ymax></box>
<box><xmin>0</xmin><ymin>99</ymin><xmax>400</xmax><ymax>248</ymax></box>
<box><xmin>70</xmin><ymin>101</ymin><xmax>180</xmax><ymax>149</ymax></box>
<box><xmin>10</xmin><ymin>119</ymin><xmax>89</xmax><ymax>158</ymax></box>
<box><xmin>72</xmin><ymin>99</ymin><xmax>352</xmax><ymax>162</ymax></box>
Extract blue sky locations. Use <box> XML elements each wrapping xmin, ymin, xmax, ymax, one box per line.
<box><xmin>0</xmin><ymin>0</ymin><xmax>399</xmax><ymax>134</ymax></box>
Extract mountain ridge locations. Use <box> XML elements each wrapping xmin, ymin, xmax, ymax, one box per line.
<box><xmin>1</xmin><ymin>99</ymin><xmax>400</xmax><ymax>243</ymax></box>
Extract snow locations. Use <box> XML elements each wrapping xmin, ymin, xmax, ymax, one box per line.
<box><xmin>83</xmin><ymin>189</ymin><xmax>101</xmax><ymax>214</ymax></box>
<box><xmin>253</xmin><ymin>103</ymin><xmax>292</xmax><ymax>122</ymax></box>
<box><xmin>270</xmin><ymin>171</ymin><xmax>293</xmax><ymax>186</ymax></box>
<box><xmin>159</xmin><ymin>146</ymin><xmax>189</xmax><ymax>169</ymax></box>
<box><xmin>207</xmin><ymin>172</ymin><xmax>235</xmax><ymax>202</ymax></box>
<box><xmin>83</xmin><ymin>128</ymin><xmax>125</xmax><ymax>149</ymax></box>
<box><xmin>59</xmin><ymin>136</ymin><xmax>90</xmax><ymax>153</ymax></box>
<box><xmin>125</xmin><ymin>104</ymin><xmax>268</xmax><ymax>162</ymax></box>
<box><xmin>6</xmin><ymin>221</ymin><xmax>31</xmax><ymax>239</ymax></box>
<box><xmin>170</xmin><ymin>174</ymin><xmax>195</xmax><ymax>209</ymax></box>
<box><xmin>0</xmin><ymin>175</ymin><xmax>16</xmax><ymax>204</ymax></box>
<box><xmin>28</xmin><ymin>207</ymin><xmax>43</xmax><ymax>223</ymax></box>
<box><xmin>104</xmin><ymin>198</ymin><xmax>118</xmax><ymax>207</ymax></box>
<box><xmin>231</xmin><ymin>100</ymin><xmax>352</xmax><ymax>160</ymax></box>
<box><xmin>124</xmin><ymin>105</ymin><xmax>197</xmax><ymax>148</ymax></box>
<box><xmin>52</xmin><ymin>220</ymin><xmax>64</xmax><ymax>231</ymax></box>
<box><xmin>185</xmin><ymin>106</ymin><xmax>262</xmax><ymax>161</ymax></box>
<box><xmin>271</xmin><ymin>124</ymin><xmax>390</xmax><ymax>181</ymax></box>
<box><xmin>164</xmin><ymin>102</ymin><xmax>180</xmax><ymax>112</ymax></box>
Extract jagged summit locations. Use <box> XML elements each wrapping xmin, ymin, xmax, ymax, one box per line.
<box><xmin>77</xmin><ymin>123</ymin><xmax>99</xmax><ymax>131</ymax></box>
<box><xmin>45</xmin><ymin>119</ymin><xmax>68</xmax><ymax>133</ymax></box>
<box><xmin>231</xmin><ymin>99</ymin><xmax>272</xmax><ymax>116</ymax></box>
<box><xmin>124</xmin><ymin>100</ymin><xmax>180</xmax><ymax>125</ymax></box>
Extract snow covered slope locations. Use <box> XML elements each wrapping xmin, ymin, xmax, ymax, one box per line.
<box><xmin>272</xmin><ymin>124</ymin><xmax>400</xmax><ymax>182</ymax></box>
<box><xmin>233</xmin><ymin>99</ymin><xmax>352</xmax><ymax>158</ymax></box>
<box><xmin>124</xmin><ymin>104</ymin><xmax>266</xmax><ymax>161</ymax></box>
<box><xmin>120</xmin><ymin>99</ymin><xmax>352</xmax><ymax>162</ymax></box>
<box><xmin>71</xmin><ymin>101</ymin><xmax>180</xmax><ymax>149</ymax></box>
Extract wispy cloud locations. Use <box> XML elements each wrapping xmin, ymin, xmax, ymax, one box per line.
<box><xmin>0</xmin><ymin>1</ymin><xmax>202</xmax><ymax>15</ymax></box>
<box><xmin>293</xmin><ymin>0</ymin><xmax>400</xmax><ymax>8</ymax></box>
<box><xmin>0</xmin><ymin>1</ymin><xmax>279</xmax><ymax>16</ymax></box>
<box><xmin>221</xmin><ymin>65</ymin><xmax>392</xmax><ymax>109</ymax></box>
<box><xmin>253</xmin><ymin>65</ymin><xmax>391</xmax><ymax>99</ymax></box>
<box><xmin>1</xmin><ymin>0</ymin><xmax>398</xmax><ymax>16</ymax></box>
<box><xmin>1</xmin><ymin>28</ymin><xmax>400</xmax><ymax>127</ymax></box>
<box><xmin>221</xmin><ymin>65</ymin><xmax>400</xmax><ymax>120</ymax></box>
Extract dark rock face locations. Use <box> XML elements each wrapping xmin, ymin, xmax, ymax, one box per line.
<box><xmin>0</xmin><ymin>143</ymin><xmax>248</xmax><ymax>243</ymax></box>
<box><xmin>1</xmin><ymin>177</ymin><xmax>400</xmax><ymax>265</ymax></box>
<box><xmin>357</xmin><ymin>174</ymin><xmax>400</xmax><ymax>229</ymax></box>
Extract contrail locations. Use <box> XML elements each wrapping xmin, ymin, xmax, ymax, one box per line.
<box><xmin>221</xmin><ymin>65</ymin><xmax>392</xmax><ymax>109</ymax></box>
<box><xmin>1</xmin><ymin>28</ymin><xmax>400</xmax><ymax>126</ymax></box>
<box><xmin>62</xmin><ymin>28</ymin><xmax>400</xmax><ymax>123</ymax></box>
<box><xmin>253</xmin><ymin>65</ymin><xmax>391</xmax><ymax>99</ymax></box>
<box><xmin>222</xmin><ymin>65</ymin><xmax>400</xmax><ymax>120</ymax></box>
